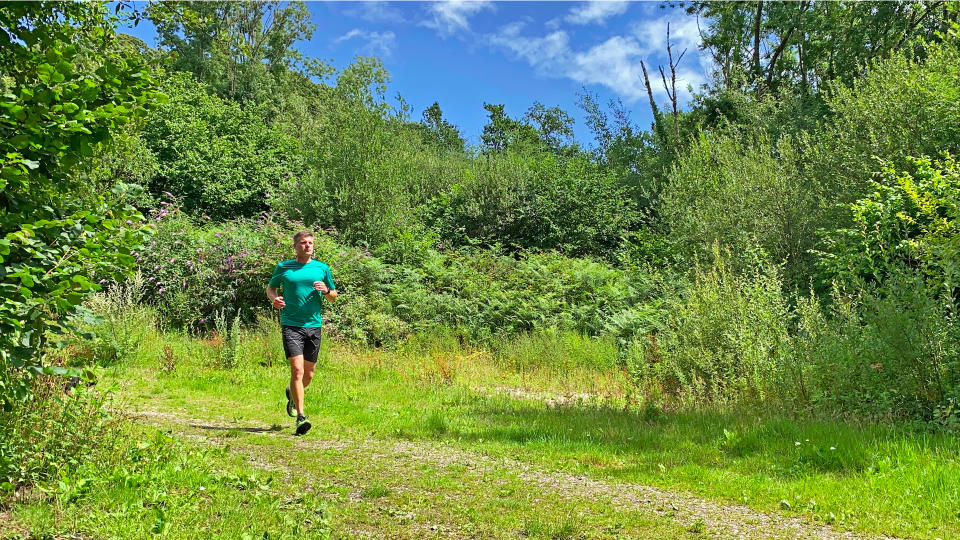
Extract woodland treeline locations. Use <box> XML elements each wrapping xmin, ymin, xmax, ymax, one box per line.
<box><xmin>3</xmin><ymin>0</ymin><xmax>960</xmax><ymax>439</ymax></box>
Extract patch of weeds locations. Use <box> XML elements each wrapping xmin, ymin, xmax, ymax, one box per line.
<box><xmin>159</xmin><ymin>345</ymin><xmax>177</xmax><ymax>374</ymax></box>
<box><xmin>792</xmin><ymin>438</ymin><xmax>867</xmax><ymax>473</ymax></box>
<box><xmin>360</xmin><ymin>484</ymin><xmax>391</xmax><ymax>499</ymax></box>
<box><xmin>687</xmin><ymin>517</ymin><xmax>706</xmax><ymax>534</ymax></box>
<box><xmin>717</xmin><ymin>428</ymin><xmax>759</xmax><ymax>457</ymax></box>
<box><xmin>425</xmin><ymin>410</ymin><xmax>449</xmax><ymax>436</ymax></box>
<box><xmin>521</xmin><ymin>515</ymin><xmax>579</xmax><ymax>539</ymax></box>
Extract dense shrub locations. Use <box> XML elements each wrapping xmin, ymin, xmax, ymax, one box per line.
<box><xmin>135</xmin><ymin>210</ymin><xmax>291</xmax><ymax>329</ymax></box>
<box><xmin>142</xmin><ymin>73</ymin><xmax>307</xmax><ymax>220</ymax></box>
<box><xmin>805</xmin><ymin>39</ymin><xmax>960</xmax><ymax>211</ymax></box>
<box><xmin>426</xmin><ymin>152</ymin><xmax>639</xmax><ymax>261</ymax></box>
<box><xmin>816</xmin><ymin>155</ymin><xmax>960</xmax><ymax>297</ymax></box>
<box><xmin>657</xmin><ymin>131</ymin><xmax>820</xmax><ymax>283</ymax></box>
<box><xmin>795</xmin><ymin>271</ymin><xmax>960</xmax><ymax>421</ymax></box>
<box><xmin>136</xmin><ymin>209</ymin><xmax>667</xmax><ymax>347</ymax></box>
<box><xmin>637</xmin><ymin>250</ymin><xmax>794</xmax><ymax>404</ymax></box>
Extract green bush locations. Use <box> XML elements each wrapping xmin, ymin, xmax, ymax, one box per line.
<box><xmin>143</xmin><ymin>73</ymin><xmax>307</xmax><ymax>220</ymax></box>
<box><xmin>795</xmin><ymin>271</ymin><xmax>960</xmax><ymax>420</ymax></box>
<box><xmin>816</xmin><ymin>155</ymin><xmax>960</xmax><ymax>297</ymax></box>
<box><xmin>426</xmin><ymin>152</ymin><xmax>639</xmax><ymax>261</ymax></box>
<box><xmin>657</xmin><ymin>131</ymin><xmax>819</xmax><ymax>283</ymax></box>
<box><xmin>805</xmin><ymin>39</ymin><xmax>960</xmax><ymax>212</ymax></box>
<box><xmin>642</xmin><ymin>249</ymin><xmax>793</xmax><ymax>404</ymax></box>
<box><xmin>1</xmin><ymin>2</ymin><xmax>158</xmax><ymax>407</ymax></box>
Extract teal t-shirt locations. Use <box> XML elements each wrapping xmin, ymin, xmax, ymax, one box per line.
<box><xmin>268</xmin><ymin>259</ymin><xmax>336</xmax><ymax>328</ymax></box>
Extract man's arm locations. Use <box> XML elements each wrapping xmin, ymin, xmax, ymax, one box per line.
<box><xmin>266</xmin><ymin>285</ymin><xmax>285</xmax><ymax>309</ymax></box>
<box><xmin>312</xmin><ymin>280</ymin><xmax>338</xmax><ymax>302</ymax></box>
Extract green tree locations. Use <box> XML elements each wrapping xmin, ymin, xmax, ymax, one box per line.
<box><xmin>142</xmin><ymin>73</ymin><xmax>306</xmax><ymax>220</ymax></box>
<box><xmin>0</xmin><ymin>2</ymin><xmax>160</xmax><ymax>402</ymax></box>
<box><xmin>480</xmin><ymin>103</ymin><xmax>539</xmax><ymax>154</ymax></box>
<box><xmin>418</xmin><ymin>102</ymin><xmax>465</xmax><ymax>153</ymax></box>
<box><xmin>524</xmin><ymin>102</ymin><xmax>575</xmax><ymax>154</ymax></box>
<box><xmin>147</xmin><ymin>0</ymin><xmax>323</xmax><ymax>101</ymax></box>
<box><xmin>690</xmin><ymin>1</ymin><xmax>957</xmax><ymax>98</ymax></box>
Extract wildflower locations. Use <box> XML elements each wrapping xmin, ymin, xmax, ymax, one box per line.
<box><xmin>795</xmin><ymin>441</ymin><xmax>801</xmax><ymax>446</ymax></box>
<box><xmin>98</xmin><ymin>279</ymin><xmax>107</xmax><ymax>284</ymax></box>
<box><xmin>158</xmin><ymin>288</ymin><xmax>164</xmax><ymax>294</ymax></box>
<box><xmin>830</xmin><ymin>447</ymin><xmax>836</xmax><ymax>451</ymax></box>
<box><xmin>153</xmin><ymin>265</ymin><xmax>159</xmax><ymax>270</ymax></box>
<box><xmin>215</xmin><ymin>233</ymin><xmax>221</xmax><ymax>237</ymax></box>
<box><xmin>169</xmin><ymin>258</ymin><xmax>175</xmax><ymax>263</ymax></box>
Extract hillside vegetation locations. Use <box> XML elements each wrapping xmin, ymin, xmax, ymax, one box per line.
<box><xmin>3</xmin><ymin>2</ymin><xmax>960</xmax><ymax>537</ymax></box>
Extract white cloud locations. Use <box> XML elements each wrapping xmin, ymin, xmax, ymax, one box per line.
<box><xmin>488</xmin><ymin>13</ymin><xmax>708</xmax><ymax>105</ymax></box>
<box><xmin>421</xmin><ymin>1</ymin><xmax>494</xmax><ymax>37</ymax></box>
<box><xmin>333</xmin><ymin>29</ymin><xmax>397</xmax><ymax>58</ymax></box>
<box><xmin>565</xmin><ymin>1</ymin><xmax>630</xmax><ymax>26</ymax></box>
<box><xmin>342</xmin><ymin>2</ymin><xmax>406</xmax><ymax>24</ymax></box>
<box><xmin>570</xmin><ymin>36</ymin><xmax>706</xmax><ymax>103</ymax></box>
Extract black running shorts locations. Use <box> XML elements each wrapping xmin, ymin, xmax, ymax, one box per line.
<box><xmin>281</xmin><ymin>326</ymin><xmax>322</xmax><ymax>363</ymax></box>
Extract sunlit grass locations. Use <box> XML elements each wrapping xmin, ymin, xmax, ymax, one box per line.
<box><xmin>23</xmin><ymin>318</ymin><xmax>960</xmax><ymax>539</ymax></box>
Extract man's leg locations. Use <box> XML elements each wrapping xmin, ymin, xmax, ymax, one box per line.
<box><xmin>302</xmin><ymin>358</ymin><xmax>316</xmax><ymax>390</ymax></box>
<box><xmin>299</xmin><ymin>327</ymin><xmax>322</xmax><ymax>403</ymax></box>
<box><xmin>288</xmin><ymin>354</ymin><xmax>306</xmax><ymax>416</ymax></box>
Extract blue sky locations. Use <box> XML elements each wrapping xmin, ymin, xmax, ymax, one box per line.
<box><xmin>123</xmin><ymin>1</ymin><xmax>712</xmax><ymax>149</ymax></box>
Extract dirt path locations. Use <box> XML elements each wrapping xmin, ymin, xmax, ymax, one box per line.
<box><xmin>136</xmin><ymin>409</ymin><xmax>885</xmax><ymax>540</ymax></box>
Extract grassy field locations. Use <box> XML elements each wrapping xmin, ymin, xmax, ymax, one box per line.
<box><xmin>6</xmin><ymin>321</ymin><xmax>960</xmax><ymax>538</ymax></box>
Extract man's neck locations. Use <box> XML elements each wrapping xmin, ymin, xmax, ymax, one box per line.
<box><xmin>295</xmin><ymin>255</ymin><xmax>311</xmax><ymax>264</ymax></box>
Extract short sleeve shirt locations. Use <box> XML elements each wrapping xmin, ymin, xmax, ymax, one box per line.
<box><xmin>268</xmin><ymin>259</ymin><xmax>336</xmax><ymax>328</ymax></box>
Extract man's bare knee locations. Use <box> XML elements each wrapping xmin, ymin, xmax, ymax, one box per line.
<box><xmin>288</xmin><ymin>356</ymin><xmax>305</xmax><ymax>381</ymax></box>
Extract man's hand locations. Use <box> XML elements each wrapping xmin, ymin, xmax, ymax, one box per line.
<box><xmin>272</xmin><ymin>296</ymin><xmax>286</xmax><ymax>309</ymax></box>
<box><xmin>313</xmin><ymin>281</ymin><xmax>329</xmax><ymax>294</ymax></box>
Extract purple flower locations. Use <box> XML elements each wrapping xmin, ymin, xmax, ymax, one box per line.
<box><xmin>158</xmin><ymin>288</ymin><xmax>164</xmax><ymax>294</ymax></box>
<box><xmin>196</xmin><ymin>248</ymin><xmax>202</xmax><ymax>253</ymax></box>
<box><xmin>98</xmin><ymin>279</ymin><xmax>107</xmax><ymax>284</ymax></box>
<box><xmin>169</xmin><ymin>258</ymin><xmax>175</xmax><ymax>263</ymax></box>
<box><xmin>215</xmin><ymin>233</ymin><xmax>221</xmax><ymax>238</ymax></box>
<box><xmin>153</xmin><ymin>265</ymin><xmax>159</xmax><ymax>270</ymax></box>
<box><xmin>163</xmin><ymin>191</ymin><xmax>174</xmax><ymax>198</ymax></box>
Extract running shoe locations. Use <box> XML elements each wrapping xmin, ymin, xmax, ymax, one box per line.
<box><xmin>285</xmin><ymin>387</ymin><xmax>295</xmax><ymax>417</ymax></box>
<box><xmin>295</xmin><ymin>414</ymin><xmax>312</xmax><ymax>436</ymax></box>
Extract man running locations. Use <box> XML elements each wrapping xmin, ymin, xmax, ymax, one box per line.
<box><xmin>266</xmin><ymin>230</ymin><xmax>337</xmax><ymax>435</ymax></box>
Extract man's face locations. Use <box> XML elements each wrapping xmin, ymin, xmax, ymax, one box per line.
<box><xmin>294</xmin><ymin>235</ymin><xmax>314</xmax><ymax>258</ymax></box>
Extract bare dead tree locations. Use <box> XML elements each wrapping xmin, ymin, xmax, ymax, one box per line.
<box><xmin>657</xmin><ymin>22</ymin><xmax>687</xmax><ymax>140</ymax></box>
<box><xmin>639</xmin><ymin>59</ymin><xmax>660</xmax><ymax>129</ymax></box>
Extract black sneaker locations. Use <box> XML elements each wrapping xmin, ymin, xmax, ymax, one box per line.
<box><xmin>295</xmin><ymin>415</ymin><xmax>311</xmax><ymax>436</ymax></box>
<box><xmin>285</xmin><ymin>387</ymin><xmax>295</xmax><ymax>418</ymax></box>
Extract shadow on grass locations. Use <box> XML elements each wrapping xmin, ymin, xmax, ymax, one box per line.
<box><xmin>413</xmin><ymin>397</ymin><xmax>960</xmax><ymax>479</ymax></box>
<box><xmin>192</xmin><ymin>423</ymin><xmax>285</xmax><ymax>434</ymax></box>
